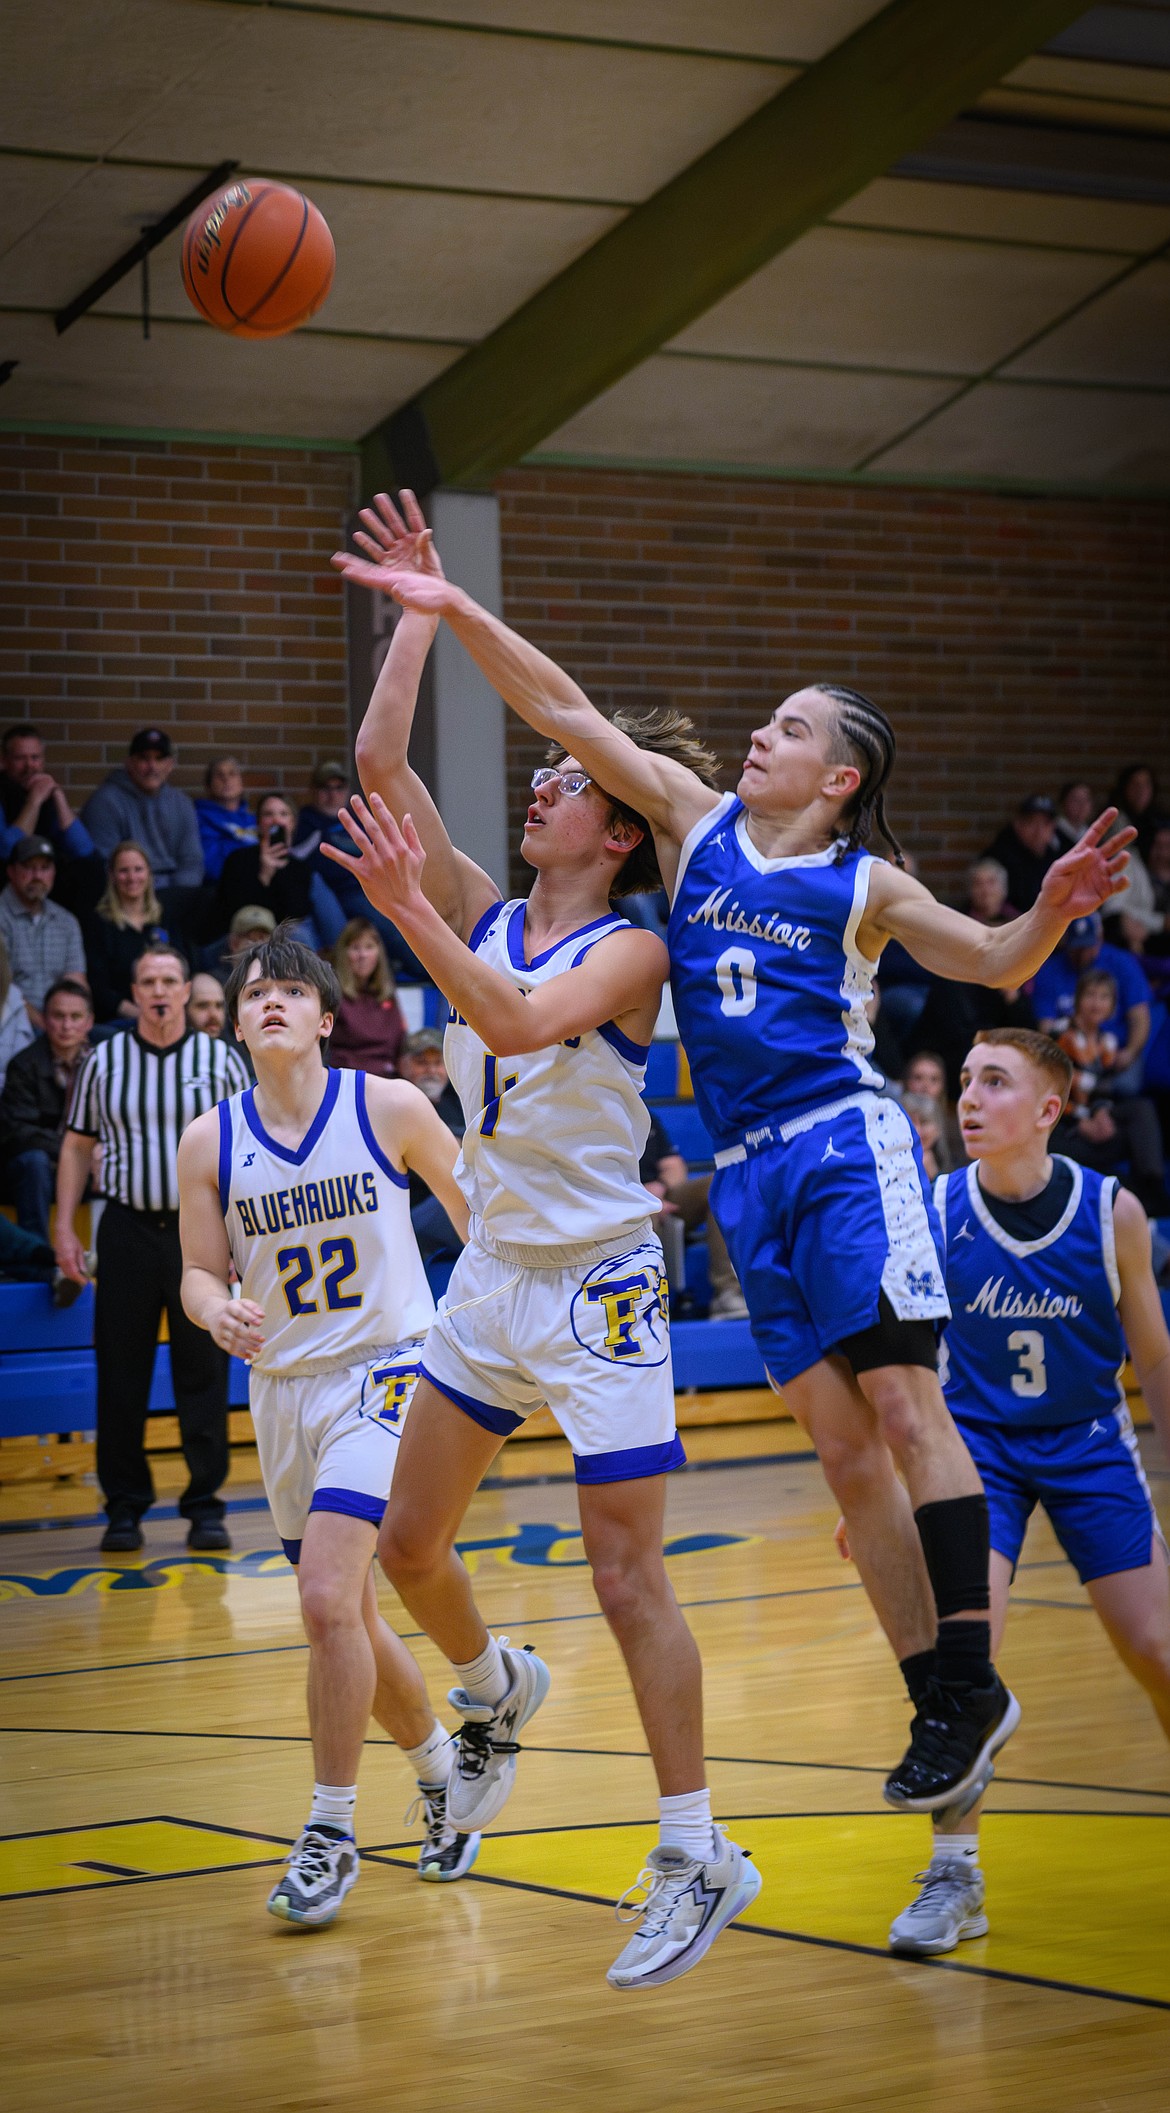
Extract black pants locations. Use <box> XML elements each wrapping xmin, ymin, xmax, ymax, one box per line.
<box><xmin>94</xmin><ymin>1201</ymin><xmax>228</xmax><ymax>1524</ymax></box>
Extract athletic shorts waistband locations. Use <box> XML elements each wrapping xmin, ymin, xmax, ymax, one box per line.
<box><xmin>250</xmin><ymin>1337</ymin><xmax>425</xmax><ymax>1381</ymax></box>
<box><xmin>713</xmin><ymin>1091</ymin><xmax>880</xmax><ymax>1168</ymax></box>
<box><xmin>472</xmin><ymin>1217</ymin><xmax>657</xmax><ymax>1271</ymax></box>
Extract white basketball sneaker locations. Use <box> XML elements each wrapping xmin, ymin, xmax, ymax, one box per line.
<box><xmin>407</xmin><ymin>1781</ymin><xmax>481</xmax><ymax>1883</ymax></box>
<box><xmin>888</xmin><ymin>1858</ymin><xmax>988</xmax><ymax>1956</ymax></box>
<box><xmin>267</xmin><ymin>1826</ymin><xmax>359</xmax><ymax>1928</ymax></box>
<box><xmin>606</xmin><ymin>1830</ymin><xmax>762</xmax><ymax>1991</ymax></box>
<box><xmin>446</xmin><ymin>1640</ymin><xmax>551</xmax><ymax>1831</ymax></box>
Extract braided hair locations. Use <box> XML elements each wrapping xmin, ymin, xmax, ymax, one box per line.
<box><xmin>813</xmin><ymin>683</ymin><xmax>904</xmax><ymax>867</ymax></box>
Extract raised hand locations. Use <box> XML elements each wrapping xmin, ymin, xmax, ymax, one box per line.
<box><xmin>1039</xmin><ymin>808</ymin><xmax>1136</xmax><ymax>922</ymax></box>
<box><xmin>331</xmin><ymin>487</ymin><xmax>445</xmax><ymax>592</ymax></box>
<box><xmin>320</xmin><ymin>791</ymin><xmax>428</xmax><ymax>920</ymax></box>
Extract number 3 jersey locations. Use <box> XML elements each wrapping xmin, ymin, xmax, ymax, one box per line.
<box><xmin>217</xmin><ymin>1066</ymin><xmax>435</xmax><ymax>1375</ymax></box>
<box><xmin>934</xmin><ymin>1158</ymin><xmax>1125</xmax><ymax>1430</ymax></box>
<box><xmin>443</xmin><ymin>899</ymin><xmax>654</xmax><ymax>1253</ymax></box>
<box><xmin>667</xmin><ymin>793</ymin><xmax>883</xmax><ymax>1150</ymax></box>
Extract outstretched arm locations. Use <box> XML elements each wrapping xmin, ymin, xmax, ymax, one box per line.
<box><xmin>860</xmin><ymin>811</ymin><xmax>1136</xmax><ymax>987</ymax></box>
<box><xmin>362</xmin><ymin>1076</ymin><xmax>470</xmax><ymax>1243</ymax></box>
<box><xmin>332</xmin><ymin>520</ymin><xmax>719</xmax><ymax>868</ymax></box>
<box><xmin>322</xmin><ymin>793</ymin><xmax>667</xmax><ymax>1056</ymax></box>
<box><xmin>1115</xmin><ymin>1187</ymin><xmax>1170</xmax><ymax>1454</ymax></box>
<box><xmin>346</xmin><ymin>491</ymin><xmax>499</xmax><ymax>942</ymax></box>
<box><xmin>178</xmin><ymin>1115</ymin><xmax>267</xmax><ymax>1361</ymax></box>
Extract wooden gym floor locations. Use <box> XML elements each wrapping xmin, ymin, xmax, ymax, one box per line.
<box><xmin>1</xmin><ymin>1415</ymin><xmax>1168</xmax><ymax>2113</ymax></box>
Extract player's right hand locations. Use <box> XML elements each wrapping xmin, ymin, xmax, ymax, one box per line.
<box><xmin>210</xmin><ymin>1298</ymin><xmax>266</xmax><ymax>1360</ymax></box>
<box><xmin>54</xmin><ymin>1231</ymin><xmax>89</xmax><ymax>1286</ymax></box>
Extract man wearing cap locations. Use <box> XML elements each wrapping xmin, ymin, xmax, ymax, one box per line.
<box><xmin>298</xmin><ymin>758</ymin><xmax>425</xmax><ymax>980</ymax></box>
<box><xmin>1031</xmin><ymin>912</ymin><xmax>1152</xmax><ymax>1088</ymax></box>
<box><xmin>982</xmin><ymin>794</ymin><xmax>1060</xmax><ymax>914</ymax></box>
<box><xmin>397</xmin><ymin>1027</ymin><xmax>466</xmax><ymax>1264</ymax></box>
<box><xmin>0</xmin><ymin>837</ymin><xmax>86</xmax><ymax>1030</ymax></box>
<box><xmin>0</xmin><ymin>722</ymin><xmax>103</xmax><ymax>915</ymax></box>
<box><xmin>82</xmin><ymin>730</ymin><xmax>204</xmax><ymax>892</ymax></box>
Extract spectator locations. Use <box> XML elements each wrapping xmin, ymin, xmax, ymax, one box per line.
<box><xmin>901</xmin><ymin>1091</ymin><xmax>945</xmax><ymax>1182</ymax></box>
<box><xmin>55</xmin><ymin>944</ymin><xmax>249</xmax><ymax>1552</ymax></box>
<box><xmin>294</xmin><ymin>757</ymin><xmax>350</xmax><ymax>850</ymax></box>
<box><xmin>194</xmin><ymin>755</ymin><xmax>257</xmax><ymax>883</ymax></box>
<box><xmin>640</xmin><ymin>1106</ymin><xmax>746</xmax><ymax>1319</ymax></box>
<box><xmin>909</xmin><ymin>976</ymin><xmax>1036</xmax><ymax>1103</ymax></box>
<box><xmin>0</xmin><ymin>837</ymin><xmax>86</xmax><ymax>1030</ymax></box>
<box><xmin>1110</xmin><ymin>762</ymin><xmax>1168</xmax><ymax>857</ymax></box>
<box><xmin>1057</xmin><ymin>970</ymin><xmax>1119</xmax><ymax>1117</ymax></box>
<box><xmin>1054</xmin><ymin>779</ymin><xmax>1094</xmax><ymax>852</ymax></box>
<box><xmin>83</xmin><ymin>841</ymin><xmax>168</xmax><ymax>1024</ymax></box>
<box><xmin>900</xmin><ymin>1048</ymin><xmax>964</xmax><ymax>1169</ymax></box>
<box><xmin>81</xmin><ymin>729</ymin><xmax>203</xmax><ymax>899</ymax></box>
<box><xmin>187</xmin><ymin>972</ymin><xmax>226</xmax><ymax>1039</ymax></box>
<box><xmin>301</xmin><ymin>755</ymin><xmax>424</xmax><ymax>979</ymax></box>
<box><xmin>1108</xmin><ymin>838</ymin><xmax>1163</xmax><ymax>954</ymax></box>
<box><xmin>1030</xmin><ymin>913</ymin><xmax>1150</xmax><ymax>1091</ymax></box>
<box><xmin>0</xmin><ymin>1209</ymin><xmax>57</xmax><ymax>1288</ymax></box>
<box><xmin>1054</xmin><ymin>970</ymin><xmax>1168</xmax><ymax>1216</ymax></box>
<box><xmin>213</xmin><ymin>791</ymin><xmax>318</xmax><ymax>936</ymax></box>
<box><xmin>397</xmin><ymin>1027</ymin><xmax>466</xmax><ymax>1264</ymax></box>
<box><xmin>1144</xmin><ymin>823</ymin><xmax>1170</xmax><ymax>960</ymax></box>
<box><xmin>0</xmin><ymin>932</ymin><xmax>34</xmax><ymax>1092</ymax></box>
<box><xmin>0</xmin><ymin>974</ymin><xmax>93</xmax><ymax>1240</ymax></box>
<box><xmin>0</xmin><ymin>721</ymin><xmax>102</xmax><ymax>913</ymax></box>
<box><xmin>961</xmin><ymin>857</ymin><xmax>1016</xmax><ymax>928</ymax></box>
<box><xmin>982</xmin><ymin>793</ymin><xmax>1059</xmax><ymax>913</ymax></box>
<box><xmin>207</xmin><ymin>904</ymin><xmax>277</xmax><ymax>989</ymax></box>
<box><xmin>327</xmin><ymin>917</ymin><xmax>406</xmax><ymax>1075</ymax></box>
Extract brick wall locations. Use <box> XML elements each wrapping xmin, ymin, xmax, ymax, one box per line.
<box><xmin>0</xmin><ymin>432</ymin><xmax>357</xmax><ymax>809</ymax></box>
<box><xmin>497</xmin><ymin>468</ymin><xmax>1170</xmax><ymax>896</ymax></box>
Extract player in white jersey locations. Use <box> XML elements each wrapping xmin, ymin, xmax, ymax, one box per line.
<box><xmin>319</xmin><ymin>495</ymin><xmax>762</xmax><ymax>1992</ymax></box>
<box><xmin>178</xmin><ymin>929</ymin><xmax>479</xmax><ymax>1928</ymax></box>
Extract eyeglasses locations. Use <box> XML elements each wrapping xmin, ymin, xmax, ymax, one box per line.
<box><xmin>530</xmin><ymin>767</ymin><xmax>593</xmax><ymax>798</ymax></box>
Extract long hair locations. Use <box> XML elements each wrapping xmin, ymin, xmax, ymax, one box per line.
<box><xmin>332</xmin><ymin>917</ymin><xmax>395</xmax><ymax>1001</ymax></box>
<box><xmin>814</xmin><ymin>684</ymin><xmax>904</xmax><ymax>866</ymax></box>
<box><xmin>547</xmin><ymin>704</ymin><xmax>722</xmax><ymax>900</ymax></box>
<box><xmin>96</xmin><ymin>840</ymin><xmax>163</xmax><ymax>929</ymax></box>
<box><xmin>225</xmin><ymin>923</ymin><xmax>341</xmax><ymax>1026</ymax></box>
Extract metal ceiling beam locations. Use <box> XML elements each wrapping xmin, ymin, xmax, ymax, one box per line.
<box><xmin>360</xmin><ymin>0</ymin><xmax>1086</xmax><ymax>496</ymax></box>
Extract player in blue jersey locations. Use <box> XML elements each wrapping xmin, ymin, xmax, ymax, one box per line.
<box><xmin>322</xmin><ymin>495</ymin><xmax>760</xmax><ymax>1992</ymax></box>
<box><xmin>179</xmin><ymin>929</ymin><xmax>480</xmax><ymax>1926</ymax></box>
<box><xmin>334</xmin><ymin>499</ymin><xmax>1136</xmax><ymax>1818</ymax></box>
<box><xmin>882</xmin><ymin>1027</ymin><xmax>1170</xmax><ymax>1955</ymax></box>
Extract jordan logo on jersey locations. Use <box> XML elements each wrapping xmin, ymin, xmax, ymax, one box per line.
<box><xmin>570</xmin><ymin>1243</ymin><xmax>670</xmax><ymax>1367</ymax></box>
<box><xmin>953</xmin><ymin>1220</ymin><xmax>975</xmax><ymax>1241</ymax></box>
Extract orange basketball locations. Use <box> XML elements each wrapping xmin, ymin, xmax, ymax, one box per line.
<box><xmin>181</xmin><ymin>179</ymin><xmax>335</xmax><ymax>339</ymax></box>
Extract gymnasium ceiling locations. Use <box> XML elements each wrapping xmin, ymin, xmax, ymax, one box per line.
<box><xmin>2</xmin><ymin>1</ymin><xmax>1170</xmax><ymax>494</ymax></box>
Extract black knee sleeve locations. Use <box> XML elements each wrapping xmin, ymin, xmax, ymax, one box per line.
<box><xmin>914</xmin><ymin>1495</ymin><xmax>990</xmax><ymax>1617</ymax></box>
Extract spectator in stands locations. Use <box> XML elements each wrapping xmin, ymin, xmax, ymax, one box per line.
<box><xmin>982</xmin><ymin>793</ymin><xmax>1059</xmax><ymax>913</ymax></box>
<box><xmin>0</xmin><ymin>837</ymin><xmax>86</xmax><ymax>1030</ymax></box>
<box><xmin>194</xmin><ymin>755</ymin><xmax>256</xmax><ymax>883</ymax></box>
<box><xmin>294</xmin><ymin>757</ymin><xmax>350</xmax><ymax>850</ymax></box>
<box><xmin>1057</xmin><ymin>970</ymin><xmax>1119</xmax><ymax>1115</ymax></box>
<box><xmin>1110</xmin><ymin>762</ymin><xmax>1168</xmax><ymax>857</ymax></box>
<box><xmin>397</xmin><ymin>1027</ymin><xmax>466</xmax><ymax>1264</ymax></box>
<box><xmin>1054</xmin><ymin>779</ymin><xmax>1094</xmax><ymax>852</ymax></box>
<box><xmin>300</xmin><ymin>756</ymin><xmax>424</xmax><ymax>980</ymax></box>
<box><xmin>0</xmin><ymin>932</ymin><xmax>33</xmax><ymax>1093</ymax></box>
<box><xmin>1053</xmin><ymin>971</ymin><xmax>1168</xmax><ymax>1218</ymax></box>
<box><xmin>909</xmin><ymin>973</ymin><xmax>1036</xmax><ymax>1103</ymax></box>
<box><xmin>83</xmin><ymin>841</ymin><xmax>168</xmax><ymax>1025</ymax></box>
<box><xmin>82</xmin><ymin>729</ymin><xmax>204</xmax><ymax>897</ymax></box>
<box><xmin>212</xmin><ymin>791</ymin><xmax>336</xmax><ymax>941</ymax></box>
<box><xmin>1030</xmin><ymin>913</ymin><xmax>1150</xmax><ymax>1091</ymax></box>
<box><xmin>0</xmin><ymin>721</ymin><xmax>102</xmax><ymax>913</ymax></box>
<box><xmin>0</xmin><ymin>1209</ymin><xmax>57</xmax><ymax>1289</ymax></box>
<box><xmin>0</xmin><ymin>974</ymin><xmax>93</xmax><ymax>1240</ymax></box>
<box><xmin>187</xmin><ymin>973</ymin><xmax>226</xmax><ymax>1039</ymax></box>
<box><xmin>961</xmin><ymin>857</ymin><xmax>1016</xmax><ymax>927</ymax></box>
<box><xmin>900</xmin><ymin>1049</ymin><xmax>964</xmax><ymax>1169</ymax></box>
<box><xmin>207</xmin><ymin>904</ymin><xmax>277</xmax><ymax>990</ymax></box>
<box><xmin>901</xmin><ymin>1091</ymin><xmax>946</xmax><ymax>1181</ymax></box>
<box><xmin>327</xmin><ymin>918</ymin><xmax>406</xmax><ymax>1075</ymax></box>
<box><xmin>1144</xmin><ymin>824</ymin><xmax>1170</xmax><ymax>958</ymax></box>
<box><xmin>640</xmin><ymin>1108</ymin><xmax>747</xmax><ymax>1320</ymax></box>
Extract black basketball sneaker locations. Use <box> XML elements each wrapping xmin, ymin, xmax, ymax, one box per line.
<box><xmin>883</xmin><ymin>1674</ymin><xmax>1020</xmax><ymax>1813</ymax></box>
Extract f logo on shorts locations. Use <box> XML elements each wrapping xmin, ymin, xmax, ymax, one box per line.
<box><xmin>364</xmin><ymin>1361</ymin><xmax>420</xmax><ymax>1428</ymax></box>
<box><xmin>570</xmin><ymin>1247</ymin><xmax>670</xmax><ymax>1367</ymax></box>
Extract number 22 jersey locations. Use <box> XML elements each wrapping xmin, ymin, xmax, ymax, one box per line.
<box><xmin>218</xmin><ymin>1066</ymin><xmax>435</xmax><ymax>1374</ymax></box>
<box><xmin>668</xmin><ymin>793</ymin><xmax>883</xmax><ymax>1150</ymax></box>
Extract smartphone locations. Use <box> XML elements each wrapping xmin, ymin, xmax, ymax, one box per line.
<box><xmin>267</xmin><ymin>824</ymin><xmax>289</xmax><ymax>848</ymax></box>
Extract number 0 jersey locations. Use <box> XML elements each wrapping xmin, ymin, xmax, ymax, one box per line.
<box><xmin>667</xmin><ymin>793</ymin><xmax>883</xmax><ymax>1151</ymax></box>
<box><xmin>934</xmin><ymin>1158</ymin><xmax>1126</xmax><ymax>1430</ymax></box>
<box><xmin>217</xmin><ymin>1066</ymin><xmax>435</xmax><ymax>1376</ymax></box>
<box><xmin>444</xmin><ymin>899</ymin><xmax>655</xmax><ymax>1253</ymax></box>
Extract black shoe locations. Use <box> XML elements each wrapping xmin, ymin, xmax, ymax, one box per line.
<box><xmin>883</xmin><ymin>1675</ymin><xmax>1021</xmax><ymax>1813</ymax></box>
<box><xmin>100</xmin><ymin>1519</ymin><xmax>143</xmax><ymax>1553</ymax></box>
<box><xmin>187</xmin><ymin>1518</ymin><xmax>231</xmax><ymax>1552</ymax></box>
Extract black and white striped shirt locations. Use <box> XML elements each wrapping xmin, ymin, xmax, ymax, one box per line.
<box><xmin>67</xmin><ymin>1031</ymin><xmax>249</xmax><ymax>1213</ymax></box>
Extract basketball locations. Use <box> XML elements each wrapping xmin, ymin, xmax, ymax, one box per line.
<box><xmin>181</xmin><ymin>179</ymin><xmax>335</xmax><ymax>339</ymax></box>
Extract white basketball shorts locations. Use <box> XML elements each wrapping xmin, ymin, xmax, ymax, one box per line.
<box><xmin>249</xmin><ymin>1339</ymin><xmax>424</xmax><ymax>1563</ymax></box>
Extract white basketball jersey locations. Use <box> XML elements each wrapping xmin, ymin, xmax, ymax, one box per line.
<box><xmin>444</xmin><ymin>899</ymin><xmax>656</xmax><ymax>1250</ymax></box>
<box><xmin>217</xmin><ymin>1066</ymin><xmax>434</xmax><ymax>1374</ymax></box>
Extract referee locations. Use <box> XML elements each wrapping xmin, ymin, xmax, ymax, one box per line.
<box><xmin>55</xmin><ymin>943</ymin><xmax>249</xmax><ymax>1553</ymax></box>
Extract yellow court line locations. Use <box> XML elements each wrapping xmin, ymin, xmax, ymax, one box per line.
<box><xmin>0</xmin><ymin>1818</ymin><xmax>286</xmax><ymax>1899</ymax></box>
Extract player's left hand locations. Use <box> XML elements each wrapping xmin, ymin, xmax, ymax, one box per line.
<box><xmin>331</xmin><ymin>488</ymin><xmax>445</xmax><ymax>591</ymax></box>
<box><xmin>1039</xmin><ymin>808</ymin><xmax>1136</xmax><ymax>920</ymax></box>
<box><xmin>321</xmin><ymin>791</ymin><xmax>427</xmax><ymax>918</ymax></box>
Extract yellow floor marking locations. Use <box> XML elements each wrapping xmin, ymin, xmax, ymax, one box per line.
<box><xmin>0</xmin><ymin>1819</ymin><xmax>284</xmax><ymax>1898</ymax></box>
<box><xmin>474</xmin><ymin>1812</ymin><xmax>1170</xmax><ymax>2007</ymax></box>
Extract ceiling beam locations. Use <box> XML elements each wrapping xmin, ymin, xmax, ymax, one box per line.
<box><xmin>361</xmin><ymin>0</ymin><xmax>1086</xmax><ymax>496</ymax></box>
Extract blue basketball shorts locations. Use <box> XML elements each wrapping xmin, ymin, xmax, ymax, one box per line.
<box><xmin>958</xmin><ymin>1403</ymin><xmax>1164</xmax><ymax>1584</ymax></box>
<box><xmin>711</xmin><ymin>1092</ymin><xmax>949</xmax><ymax>1388</ymax></box>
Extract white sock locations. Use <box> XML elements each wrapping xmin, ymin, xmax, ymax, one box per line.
<box><xmin>932</xmin><ymin>1830</ymin><xmax>979</xmax><ymax>1868</ymax></box>
<box><xmin>453</xmin><ymin>1636</ymin><xmax>509</xmax><ymax>1709</ymax></box>
<box><xmin>403</xmin><ymin>1722</ymin><xmax>452</xmax><ymax>1789</ymax></box>
<box><xmin>658</xmin><ymin>1788</ymin><xmax>715</xmax><ymax>1861</ymax></box>
<box><xmin>309</xmin><ymin>1782</ymin><xmax>357</xmax><ymax>1837</ymax></box>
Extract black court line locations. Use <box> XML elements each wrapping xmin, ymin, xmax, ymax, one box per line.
<box><xmin>72</xmin><ymin>1859</ymin><xmax>144</xmax><ymax>1876</ymax></box>
<box><xmin>0</xmin><ymin>1810</ymin><xmax>292</xmax><ymax>1846</ymax></box>
<box><xmin>522</xmin><ymin>1744</ymin><xmax>1170</xmax><ymax>1803</ymax></box>
<box><xmin>1</xmin><ymin>1855</ymin><xmax>287</xmax><ymax>1905</ymax></box>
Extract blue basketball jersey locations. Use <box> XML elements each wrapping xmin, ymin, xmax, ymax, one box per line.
<box><xmin>667</xmin><ymin>793</ymin><xmax>883</xmax><ymax>1148</ymax></box>
<box><xmin>934</xmin><ymin>1158</ymin><xmax>1126</xmax><ymax>1430</ymax></box>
